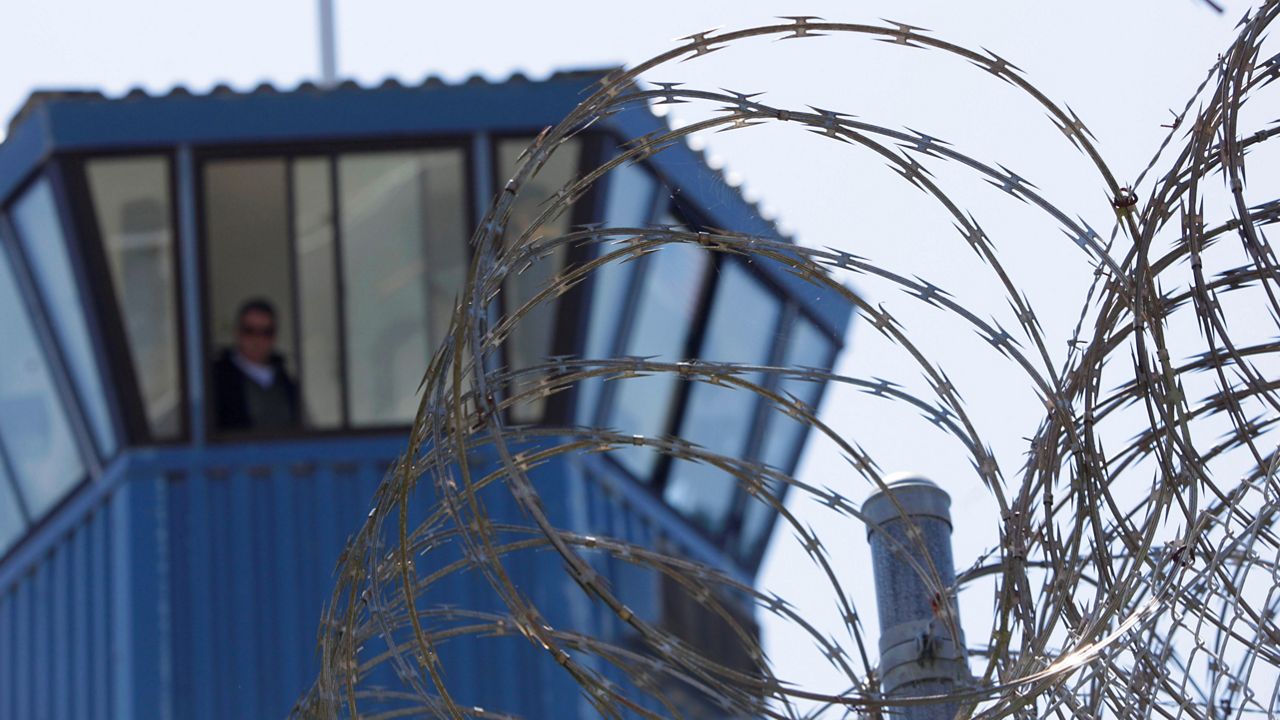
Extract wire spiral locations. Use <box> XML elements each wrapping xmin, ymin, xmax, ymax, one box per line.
<box><xmin>298</xmin><ymin>8</ymin><xmax>1280</xmax><ymax>718</ymax></box>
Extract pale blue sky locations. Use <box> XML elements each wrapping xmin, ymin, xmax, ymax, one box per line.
<box><xmin>0</xmin><ymin>0</ymin><xmax>1263</xmax><ymax>710</ymax></box>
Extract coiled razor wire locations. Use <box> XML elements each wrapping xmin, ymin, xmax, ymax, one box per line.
<box><xmin>297</xmin><ymin>7</ymin><xmax>1280</xmax><ymax>719</ymax></box>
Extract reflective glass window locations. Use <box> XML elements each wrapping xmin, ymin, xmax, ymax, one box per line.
<box><xmin>0</xmin><ymin>244</ymin><xmax>86</xmax><ymax>517</ymax></box>
<box><xmin>338</xmin><ymin>149</ymin><xmax>467</xmax><ymax>426</ymax></box>
<box><xmin>735</xmin><ymin>313</ymin><xmax>835</xmax><ymax>561</ymax></box>
<box><xmin>497</xmin><ymin>137</ymin><xmax>581</xmax><ymax>423</ymax></box>
<box><xmin>204</xmin><ymin>159</ymin><xmax>303</xmax><ymax>433</ymax></box>
<box><xmin>293</xmin><ymin>158</ymin><xmax>342</xmax><ymax>429</ymax></box>
<box><xmin>86</xmin><ymin>157</ymin><xmax>182</xmax><ymax>440</ymax></box>
<box><xmin>604</xmin><ymin>228</ymin><xmax>708</xmax><ymax>481</ymax></box>
<box><xmin>758</xmin><ymin>315</ymin><xmax>832</xmax><ymax>471</ymax></box>
<box><xmin>0</xmin><ymin>460</ymin><xmax>23</xmax><ymax>553</ymax></box>
<box><xmin>663</xmin><ymin>262</ymin><xmax>780</xmax><ymax>536</ymax></box>
<box><xmin>576</xmin><ymin>159</ymin><xmax>658</xmax><ymax>424</ymax></box>
<box><xmin>11</xmin><ymin>177</ymin><xmax>117</xmax><ymax>455</ymax></box>
<box><xmin>203</xmin><ymin>150</ymin><xmax>467</xmax><ymax>435</ymax></box>
<box><xmin>206</xmin><ymin>159</ymin><xmax>296</xmax><ymax>362</ymax></box>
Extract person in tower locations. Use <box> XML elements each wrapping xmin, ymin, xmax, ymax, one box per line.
<box><xmin>211</xmin><ymin>297</ymin><xmax>301</xmax><ymax>432</ymax></box>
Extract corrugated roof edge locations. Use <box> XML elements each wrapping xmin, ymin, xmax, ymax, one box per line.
<box><xmin>6</xmin><ymin>67</ymin><xmax>618</xmax><ymax>137</ymax></box>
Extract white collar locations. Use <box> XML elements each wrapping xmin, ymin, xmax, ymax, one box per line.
<box><xmin>232</xmin><ymin>351</ymin><xmax>276</xmax><ymax>389</ymax></box>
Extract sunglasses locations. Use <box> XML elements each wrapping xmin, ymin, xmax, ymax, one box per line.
<box><xmin>239</xmin><ymin>324</ymin><xmax>276</xmax><ymax>338</ymax></box>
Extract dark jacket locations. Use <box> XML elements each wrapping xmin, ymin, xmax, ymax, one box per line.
<box><xmin>211</xmin><ymin>349</ymin><xmax>301</xmax><ymax>432</ymax></box>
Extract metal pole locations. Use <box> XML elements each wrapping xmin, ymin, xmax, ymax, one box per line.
<box><xmin>864</xmin><ymin>473</ymin><xmax>969</xmax><ymax>720</ymax></box>
<box><xmin>317</xmin><ymin>0</ymin><xmax>338</xmax><ymax>88</ymax></box>
<box><xmin>176</xmin><ymin>145</ymin><xmax>206</xmax><ymax>447</ymax></box>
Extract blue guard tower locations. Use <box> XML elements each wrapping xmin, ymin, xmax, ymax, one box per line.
<box><xmin>0</xmin><ymin>70</ymin><xmax>852</xmax><ymax>718</ymax></box>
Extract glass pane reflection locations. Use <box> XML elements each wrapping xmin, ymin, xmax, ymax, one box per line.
<box><xmin>663</xmin><ymin>262</ymin><xmax>780</xmax><ymax>535</ymax></box>
<box><xmin>497</xmin><ymin>137</ymin><xmax>580</xmax><ymax>423</ymax></box>
<box><xmin>605</xmin><ymin>238</ymin><xmax>707</xmax><ymax>481</ymax></box>
<box><xmin>12</xmin><ymin>178</ymin><xmax>117</xmax><ymax>456</ymax></box>
<box><xmin>339</xmin><ymin>149</ymin><xmax>467</xmax><ymax>426</ymax></box>
<box><xmin>293</xmin><ymin>158</ymin><xmax>342</xmax><ymax>429</ymax></box>
<box><xmin>204</xmin><ymin>159</ymin><xmax>301</xmax><ymax>433</ymax></box>
<box><xmin>204</xmin><ymin>159</ymin><xmax>297</xmax><ymax>366</ymax></box>
<box><xmin>576</xmin><ymin>159</ymin><xmax>657</xmax><ymax>424</ymax></box>
<box><xmin>0</xmin><ymin>245</ymin><xmax>86</xmax><ymax>517</ymax></box>
<box><xmin>86</xmin><ymin>157</ymin><xmax>182</xmax><ymax>439</ymax></box>
<box><xmin>735</xmin><ymin>314</ymin><xmax>835</xmax><ymax>562</ymax></box>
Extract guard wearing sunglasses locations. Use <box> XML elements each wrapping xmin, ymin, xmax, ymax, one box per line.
<box><xmin>211</xmin><ymin>297</ymin><xmax>301</xmax><ymax>432</ymax></box>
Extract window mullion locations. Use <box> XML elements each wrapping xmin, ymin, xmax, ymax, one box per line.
<box><xmin>284</xmin><ymin>156</ymin><xmax>305</xmax><ymax>423</ymax></box>
<box><xmin>469</xmin><ymin>132</ymin><xmax>494</xmax><ymax>231</ymax></box>
<box><xmin>468</xmin><ymin>133</ymin><xmax>505</xmax><ymax>419</ymax></box>
<box><xmin>176</xmin><ymin>146</ymin><xmax>207</xmax><ymax>445</ymax></box>
<box><xmin>328</xmin><ymin>153</ymin><xmax>350</xmax><ymax>430</ymax></box>
<box><xmin>415</xmin><ymin>153</ymin><xmax>434</xmax><ymax>355</ymax></box>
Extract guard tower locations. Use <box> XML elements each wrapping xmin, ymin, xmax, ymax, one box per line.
<box><xmin>0</xmin><ymin>71</ymin><xmax>853</xmax><ymax>718</ymax></box>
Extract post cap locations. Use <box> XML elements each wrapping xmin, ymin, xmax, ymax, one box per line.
<box><xmin>863</xmin><ymin>472</ymin><xmax>952</xmax><ymax>537</ymax></box>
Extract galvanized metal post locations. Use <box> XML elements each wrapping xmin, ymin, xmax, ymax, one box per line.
<box><xmin>317</xmin><ymin>0</ymin><xmax>338</xmax><ymax>88</ymax></box>
<box><xmin>864</xmin><ymin>473</ymin><xmax>969</xmax><ymax>720</ymax></box>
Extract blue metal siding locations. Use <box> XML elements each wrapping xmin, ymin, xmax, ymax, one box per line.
<box><xmin>51</xmin><ymin>541</ymin><xmax>69</xmax><ymax>720</ymax></box>
<box><xmin>91</xmin><ymin>507</ymin><xmax>111</xmax><ymax>720</ymax></box>
<box><xmin>0</xmin><ymin>431</ymin><xmax>759</xmax><ymax>719</ymax></box>
<box><xmin>160</xmin><ymin>455</ymin><xmax>384</xmax><ymax>719</ymax></box>
<box><xmin>35</xmin><ymin>557</ymin><xmax>52</xmax><ymax>719</ymax></box>
<box><xmin>0</xmin><ymin>580</ymin><xmax>9</xmax><ymax>719</ymax></box>
<box><xmin>14</xmin><ymin>570</ymin><xmax>29</xmax><ymax>720</ymax></box>
<box><xmin>0</xmin><ymin>498</ymin><xmax>118</xmax><ymax>720</ymax></box>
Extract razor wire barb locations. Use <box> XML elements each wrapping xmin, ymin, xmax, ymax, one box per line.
<box><xmin>296</xmin><ymin>6</ymin><xmax>1280</xmax><ymax>719</ymax></box>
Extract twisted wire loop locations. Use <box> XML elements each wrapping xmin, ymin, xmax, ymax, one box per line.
<box><xmin>296</xmin><ymin>7</ymin><xmax>1280</xmax><ymax>719</ymax></box>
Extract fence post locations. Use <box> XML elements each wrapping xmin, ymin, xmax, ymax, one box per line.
<box><xmin>864</xmin><ymin>473</ymin><xmax>969</xmax><ymax>719</ymax></box>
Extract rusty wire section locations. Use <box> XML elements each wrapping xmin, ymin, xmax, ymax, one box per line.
<box><xmin>297</xmin><ymin>8</ymin><xmax>1280</xmax><ymax>719</ymax></box>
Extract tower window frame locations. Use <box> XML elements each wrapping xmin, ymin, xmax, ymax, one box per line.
<box><xmin>193</xmin><ymin>136</ymin><xmax>481</xmax><ymax>439</ymax></box>
<box><xmin>583</xmin><ymin>186</ymin><xmax>845</xmax><ymax>561</ymax></box>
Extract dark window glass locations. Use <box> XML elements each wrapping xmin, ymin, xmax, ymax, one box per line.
<box><xmin>0</xmin><ymin>459</ymin><xmax>23</xmax><ymax>553</ymax></box>
<box><xmin>497</xmin><ymin>137</ymin><xmax>581</xmax><ymax>423</ymax></box>
<box><xmin>11</xmin><ymin>178</ymin><xmax>117</xmax><ymax>456</ymax></box>
<box><xmin>663</xmin><ymin>262</ymin><xmax>780</xmax><ymax>535</ymax></box>
<box><xmin>293</xmin><ymin>158</ymin><xmax>342</xmax><ymax>429</ymax></box>
<box><xmin>204</xmin><ymin>159</ymin><xmax>303</xmax><ymax>434</ymax></box>
<box><xmin>203</xmin><ymin>149</ymin><xmax>467</xmax><ymax>435</ymax></box>
<box><xmin>338</xmin><ymin>149</ymin><xmax>467</xmax><ymax>426</ymax></box>
<box><xmin>0</xmin><ymin>244</ymin><xmax>86</xmax><ymax>517</ymax></box>
<box><xmin>735</xmin><ymin>313</ymin><xmax>835</xmax><ymax>561</ymax></box>
<box><xmin>576</xmin><ymin>160</ymin><xmax>658</xmax><ymax>424</ymax></box>
<box><xmin>86</xmin><ymin>157</ymin><xmax>182</xmax><ymax>440</ymax></box>
<box><xmin>205</xmin><ymin>159</ymin><xmax>297</xmax><ymax>366</ymax></box>
<box><xmin>604</xmin><ymin>224</ymin><xmax>708</xmax><ymax>481</ymax></box>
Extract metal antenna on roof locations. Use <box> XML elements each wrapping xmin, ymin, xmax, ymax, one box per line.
<box><xmin>317</xmin><ymin>0</ymin><xmax>338</xmax><ymax>88</ymax></box>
